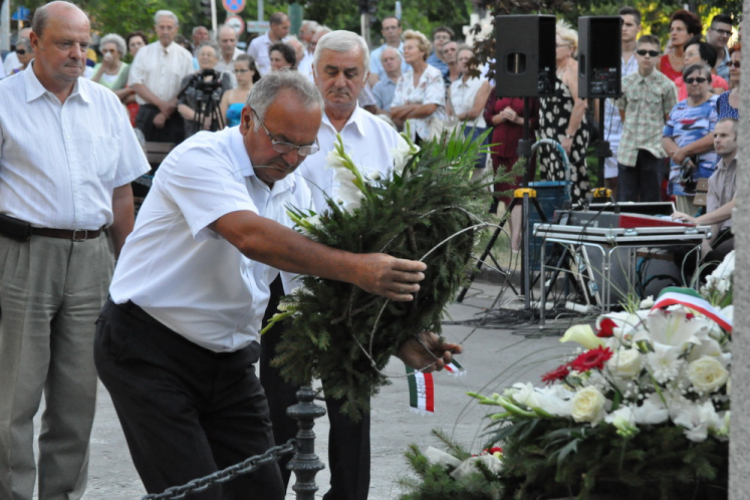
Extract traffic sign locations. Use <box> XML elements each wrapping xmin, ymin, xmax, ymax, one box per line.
<box><xmin>11</xmin><ymin>6</ymin><xmax>30</xmax><ymax>20</ymax></box>
<box><xmin>225</xmin><ymin>15</ymin><xmax>245</xmax><ymax>35</ymax></box>
<box><xmin>246</xmin><ymin>20</ymin><xmax>270</xmax><ymax>33</ymax></box>
<box><xmin>222</xmin><ymin>0</ymin><xmax>246</xmax><ymax>14</ymax></box>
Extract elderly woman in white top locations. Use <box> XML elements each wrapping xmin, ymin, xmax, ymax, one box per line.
<box><xmin>390</xmin><ymin>30</ymin><xmax>446</xmax><ymax>143</ymax></box>
<box><xmin>447</xmin><ymin>46</ymin><xmax>491</xmax><ymax>167</ymax></box>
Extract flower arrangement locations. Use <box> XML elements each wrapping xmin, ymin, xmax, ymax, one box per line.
<box><xmin>398</xmin><ymin>257</ymin><xmax>734</xmax><ymax>500</ymax></box>
<box><xmin>267</xmin><ymin>129</ymin><xmax>492</xmax><ymax>418</ymax></box>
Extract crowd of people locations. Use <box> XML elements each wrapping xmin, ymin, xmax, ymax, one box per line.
<box><xmin>0</xmin><ymin>2</ymin><xmax>741</xmax><ymax>500</ymax></box>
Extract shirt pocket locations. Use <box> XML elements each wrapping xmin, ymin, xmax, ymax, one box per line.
<box><xmin>91</xmin><ymin>135</ymin><xmax>119</xmax><ymax>182</ymax></box>
<box><xmin>633</xmin><ymin>94</ymin><xmax>662</xmax><ymax>116</ymax></box>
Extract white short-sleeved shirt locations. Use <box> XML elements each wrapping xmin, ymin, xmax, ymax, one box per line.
<box><xmin>127</xmin><ymin>41</ymin><xmax>194</xmax><ymax>105</ymax></box>
<box><xmin>298</xmin><ymin>51</ymin><xmax>315</xmax><ymax>82</ymax></box>
<box><xmin>2</xmin><ymin>51</ymin><xmax>20</xmax><ymax>76</ymax></box>
<box><xmin>110</xmin><ymin>127</ymin><xmax>312</xmax><ymax>352</ymax></box>
<box><xmin>0</xmin><ymin>65</ymin><xmax>150</xmax><ymax>230</ymax></box>
<box><xmin>449</xmin><ymin>76</ymin><xmax>487</xmax><ymax>129</ymax></box>
<box><xmin>296</xmin><ymin>105</ymin><xmax>401</xmax><ymax>214</ymax></box>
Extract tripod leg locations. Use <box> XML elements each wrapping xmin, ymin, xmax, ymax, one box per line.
<box><xmin>456</xmin><ymin>198</ymin><xmax>517</xmax><ymax>303</ymax></box>
<box><xmin>522</xmin><ymin>194</ymin><xmax>531</xmax><ymax>309</ymax></box>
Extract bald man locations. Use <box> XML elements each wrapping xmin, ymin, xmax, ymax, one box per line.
<box><xmin>0</xmin><ymin>2</ymin><xmax>150</xmax><ymax>498</ymax></box>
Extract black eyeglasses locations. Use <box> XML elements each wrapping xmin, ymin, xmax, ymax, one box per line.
<box><xmin>16</xmin><ymin>50</ymin><xmax>26</xmax><ymax>55</ymax></box>
<box><xmin>684</xmin><ymin>77</ymin><xmax>708</xmax><ymax>84</ymax></box>
<box><xmin>234</xmin><ymin>68</ymin><xmax>252</xmax><ymax>73</ymax></box>
<box><xmin>728</xmin><ymin>61</ymin><xmax>741</xmax><ymax>68</ymax></box>
<box><xmin>252</xmin><ymin>109</ymin><xmax>320</xmax><ymax>156</ymax></box>
<box><xmin>710</xmin><ymin>27</ymin><xmax>733</xmax><ymax>37</ymax></box>
<box><xmin>636</xmin><ymin>49</ymin><xmax>660</xmax><ymax>57</ymax></box>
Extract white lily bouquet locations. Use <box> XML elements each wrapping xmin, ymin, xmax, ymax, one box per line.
<box><xmin>266</xmin><ymin>130</ymin><xmax>492</xmax><ymax>418</ymax></box>
<box><xmin>464</xmin><ymin>280</ymin><xmax>732</xmax><ymax>500</ymax></box>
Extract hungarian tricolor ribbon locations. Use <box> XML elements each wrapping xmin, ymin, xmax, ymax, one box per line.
<box><xmin>406</xmin><ymin>359</ymin><xmax>466</xmax><ymax>414</ymax></box>
<box><xmin>406</xmin><ymin>366</ymin><xmax>434</xmax><ymax>414</ymax></box>
<box><xmin>651</xmin><ymin>287</ymin><xmax>732</xmax><ymax>332</ymax></box>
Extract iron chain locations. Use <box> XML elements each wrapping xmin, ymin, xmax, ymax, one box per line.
<box><xmin>141</xmin><ymin>440</ymin><xmax>297</xmax><ymax>500</ymax></box>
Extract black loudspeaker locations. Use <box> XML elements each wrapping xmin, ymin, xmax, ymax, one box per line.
<box><xmin>494</xmin><ymin>15</ymin><xmax>556</xmax><ymax>98</ymax></box>
<box><xmin>578</xmin><ymin>16</ymin><xmax>622</xmax><ymax>99</ymax></box>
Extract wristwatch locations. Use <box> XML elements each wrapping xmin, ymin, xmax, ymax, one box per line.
<box><xmin>564</xmin><ymin>132</ymin><xmax>574</xmax><ymax>139</ymax></box>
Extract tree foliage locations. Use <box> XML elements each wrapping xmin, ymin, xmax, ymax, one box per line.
<box><xmin>470</xmin><ymin>0</ymin><xmax>742</xmax><ymax>78</ymax></box>
<box><xmin>303</xmin><ymin>0</ymin><xmax>472</xmax><ymax>48</ymax></box>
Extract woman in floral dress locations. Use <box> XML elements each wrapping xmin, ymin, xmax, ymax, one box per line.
<box><xmin>537</xmin><ymin>20</ymin><xmax>590</xmax><ymax>207</ymax></box>
<box><xmin>390</xmin><ymin>30</ymin><xmax>446</xmax><ymax>143</ymax></box>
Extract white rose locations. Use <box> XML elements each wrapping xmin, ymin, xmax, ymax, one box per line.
<box><xmin>606</xmin><ymin>349</ymin><xmax>642</xmax><ymax>379</ymax></box>
<box><xmin>571</xmin><ymin>386</ymin><xmax>606</xmax><ymax>425</ymax></box>
<box><xmin>687</xmin><ymin>356</ymin><xmax>729</xmax><ymax>393</ymax></box>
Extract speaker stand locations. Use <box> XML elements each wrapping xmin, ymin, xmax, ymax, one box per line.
<box><xmin>457</xmin><ymin>98</ymin><xmax>547</xmax><ymax>309</ymax></box>
<box><xmin>593</xmin><ymin>98</ymin><xmax>613</xmax><ymax>199</ymax></box>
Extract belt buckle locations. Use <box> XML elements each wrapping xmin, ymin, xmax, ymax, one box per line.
<box><xmin>72</xmin><ymin>229</ymin><xmax>88</xmax><ymax>242</ymax></box>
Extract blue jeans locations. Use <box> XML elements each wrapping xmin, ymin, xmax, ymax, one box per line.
<box><xmin>463</xmin><ymin>126</ymin><xmax>488</xmax><ymax>169</ymax></box>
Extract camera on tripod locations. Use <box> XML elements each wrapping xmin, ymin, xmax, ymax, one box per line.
<box><xmin>191</xmin><ymin>69</ymin><xmax>223</xmax><ymax>95</ymax></box>
<box><xmin>178</xmin><ymin>68</ymin><xmax>226</xmax><ymax>135</ymax></box>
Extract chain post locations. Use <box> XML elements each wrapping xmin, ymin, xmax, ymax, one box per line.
<box><xmin>286</xmin><ymin>386</ymin><xmax>326</xmax><ymax>500</ymax></box>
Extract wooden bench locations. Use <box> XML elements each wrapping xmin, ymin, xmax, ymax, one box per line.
<box><xmin>144</xmin><ymin>141</ymin><xmax>175</xmax><ymax>170</ymax></box>
<box><xmin>133</xmin><ymin>142</ymin><xmax>175</xmax><ymax>213</ymax></box>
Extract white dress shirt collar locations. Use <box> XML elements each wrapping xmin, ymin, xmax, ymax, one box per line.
<box><xmin>321</xmin><ymin>104</ymin><xmax>369</xmax><ymax>138</ymax></box>
<box><xmin>25</xmin><ymin>61</ymin><xmax>92</xmax><ymax>105</ymax></box>
<box><xmin>228</xmin><ymin>124</ymin><xmax>301</xmax><ymax>197</ymax></box>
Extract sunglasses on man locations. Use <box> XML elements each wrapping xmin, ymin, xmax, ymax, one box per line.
<box><xmin>635</xmin><ymin>49</ymin><xmax>659</xmax><ymax>57</ymax></box>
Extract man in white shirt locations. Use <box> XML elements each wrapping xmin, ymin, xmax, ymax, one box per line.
<box><xmin>0</xmin><ymin>3</ymin><xmax>150</xmax><ymax>499</ymax></box>
<box><xmin>372</xmin><ymin>47</ymin><xmax>403</xmax><ymax>114</ymax></box>
<box><xmin>128</xmin><ymin>10</ymin><xmax>194</xmax><ymax>144</ymax></box>
<box><xmin>215</xmin><ymin>24</ymin><xmax>243</xmax><ymax>76</ymax></box>
<box><xmin>369</xmin><ymin>16</ymin><xmax>409</xmax><ymax>86</ymax></box>
<box><xmin>602</xmin><ymin>6</ymin><xmax>642</xmax><ymax>197</ymax></box>
<box><xmin>3</xmin><ymin>27</ymin><xmax>31</xmax><ymax>75</ymax></box>
<box><xmin>247</xmin><ymin>12</ymin><xmax>290</xmax><ymax>77</ymax></box>
<box><xmin>297</xmin><ymin>19</ymin><xmax>319</xmax><ymax>78</ymax></box>
<box><xmin>263</xmin><ymin>31</ymin><xmax>405</xmax><ymax>500</ymax></box>
<box><xmin>95</xmin><ymin>70</ymin><xmax>457</xmax><ymax>499</ymax></box>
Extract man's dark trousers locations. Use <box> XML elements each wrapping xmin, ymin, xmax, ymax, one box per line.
<box><xmin>617</xmin><ymin>149</ymin><xmax>663</xmax><ymax>202</ymax></box>
<box><xmin>95</xmin><ymin>300</ymin><xmax>285</xmax><ymax>500</ymax></box>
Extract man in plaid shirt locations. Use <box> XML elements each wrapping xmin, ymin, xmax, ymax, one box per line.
<box><xmin>616</xmin><ymin>34</ymin><xmax>678</xmax><ymax>202</ymax></box>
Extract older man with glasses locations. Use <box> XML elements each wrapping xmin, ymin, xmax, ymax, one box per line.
<box><xmin>95</xmin><ymin>69</ymin><xmax>456</xmax><ymax>500</ymax></box>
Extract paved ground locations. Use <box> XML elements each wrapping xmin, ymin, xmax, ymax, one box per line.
<box><xmin>32</xmin><ymin>280</ymin><xmax>584</xmax><ymax>500</ymax></box>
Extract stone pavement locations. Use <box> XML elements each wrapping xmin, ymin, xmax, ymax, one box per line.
<box><xmin>33</xmin><ymin>280</ymin><xmax>583</xmax><ymax>500</ymax></box>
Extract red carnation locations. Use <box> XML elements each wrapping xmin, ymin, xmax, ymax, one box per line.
<box><xmin>569</xmin><ymin>346</ymin><xmax>613</xmax><ymax>372</ymax></box>
<box><xmin>596</xmin><ymin>318</ymin><xmax>617</xmax><ymax>338</ymax></box>
<box><xmin>541</xmin><ymin>363</ymin><xmax>571</xmax><ymax>384</ymax></box>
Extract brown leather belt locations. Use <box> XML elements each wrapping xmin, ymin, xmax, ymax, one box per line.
<box><xmin>31</xmin><ymin>227</ymin><xmax>104</xmax><ymax>240</ymax></box>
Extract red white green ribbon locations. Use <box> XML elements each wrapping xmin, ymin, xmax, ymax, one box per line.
<box><xmin>406</xmin><ymin>366</ymin><xmax>434</xmax><ymax>414</ymax></box>
<box><xmin>651</xmin><ymin>287</ymin><xmax>732</xmax><ymax>332</ymax></box>
<box><xmin>406</xmin><ymin>359</ymin><xmax>466</xmax><ymax>414</ymax></box>
<box><xmin>444</xmin><ymin>358</ymin><xmax>466</xmax><ymax>376</ymax></box>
